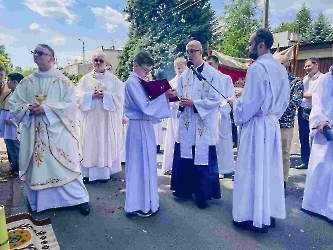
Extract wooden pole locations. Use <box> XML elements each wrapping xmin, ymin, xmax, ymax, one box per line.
<box><xmin>263</xmin><ymin>0</ymin><xmax>269</xmax><ymax>28</ymax></box>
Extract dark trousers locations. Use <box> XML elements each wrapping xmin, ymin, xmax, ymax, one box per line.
<box><xmin>230</xmin><ymin>112</ymin><xmax>238</xmax><ymax>147</ymax></box>
<box><xmin>297</xmin><ymin>107</ymin><xmax>311</xmax><ymax>165</ymax></box>
<box><xmin>4</xmin><ymin>139</ymin><xmax>20</xmax><ymax>172</ymax></box>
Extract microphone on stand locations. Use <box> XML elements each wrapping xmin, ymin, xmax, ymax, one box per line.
<box><xmin>187</xmin><ymin>61</ymin><xmax>206</xmax><ymax>81</ymax></box>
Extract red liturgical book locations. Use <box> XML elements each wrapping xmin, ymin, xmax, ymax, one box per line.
<box><xmin>139</xmin><ymin>78</ymin><xmax>179</xmax><ymax>102</ymax></box>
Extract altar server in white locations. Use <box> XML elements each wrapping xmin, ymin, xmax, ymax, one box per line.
<box><xmin>171</xmin><ymin>40</ymin><xmax>222</xmax><ymax>209</ymax></box>
<box><xmin>77</xmin><ymin>51</ymin><xmax>124</xmax><ymax>183</ymax></box>
<box><xmin>124</xmin><ymin>51</ymin><xmax>176</xmax><ymax>217</ymax></box>
<box><xmin>9</xmin><ymin>44</ymin><xmax>90</xmax><ymax>215</ymax></box>
<box><xmin>207</xmin><ymin>55</ymin><xmax>235</xmax><ymax>177</ymax></box>
<box><xmin>228</xmin><ymin>29</ymin><xmax>289</xmax><ymax>232</ymax></box>
<box><xmin>302</xmin><ymin>66</ymin><xmax>333</xmax><ymax>222</ymax></box>
<box><xmin>162</xmin><ymin>57</ymin><xmax>187</xmax><ymax>174</ymax></box>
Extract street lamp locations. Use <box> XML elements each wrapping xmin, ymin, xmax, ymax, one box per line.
<box><xmin>78</xmin><ymin>38</ymin><xmax>86</xmax><ymax>75</ymax></box>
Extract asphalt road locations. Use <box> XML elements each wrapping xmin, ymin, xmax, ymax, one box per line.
<box><xmin>11</xmin><ymin>127</ymin><xmax>333</xmax><ymax>250</ymax></box>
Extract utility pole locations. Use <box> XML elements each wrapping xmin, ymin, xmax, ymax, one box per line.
<box><xmin>78</xmin><ymin>38</ymin><xmax>85</xmax><ymax>75</ymax></box>
<box><xmin>263</xmin><ymin>0</ymin><xmax>269</xmax><ymax>28</ymax></box>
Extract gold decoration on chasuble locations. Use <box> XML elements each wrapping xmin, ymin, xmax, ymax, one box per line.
<box><xmin>94</xmin><ymin>82</ymin><xmax>107</xmax><ymax>92</ymax></box>
<box><xmin>52</xmin><ymin>77</ymin><xmax>71</xmax><ymax>87</ymax></box>
<box><xmin>20</xmin><ymin>77</ymin><xmax>33</xmax><ymax>85</ymax></box>
<box><xmin>33</xmin><ymin>122</ymin><xmax>46</xmax><ymax>167</ymax></box>
<box><xmin>56</xmin><ymin>147</ymin><xmax>73</xmax><ymax>163</ymax></box>
<box><xmin>30</xmin><ymin>177</ymin><xmax>61</xmax><ymax>187</ymax></box>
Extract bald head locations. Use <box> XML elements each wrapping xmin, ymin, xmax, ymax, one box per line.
<box><xmin>274</xmin><ymin>53</ymin><xmax>290</xmax><ymax>71</ymax></box>
<box><xmin>186</xmin><ymin>40</ymin><xmax>204</xmax><ymax>67</ymax></box>
<box><xmin>92</xmin><ymin>51</ymin><xmax>107</xmax><ymax>73</ymax></box>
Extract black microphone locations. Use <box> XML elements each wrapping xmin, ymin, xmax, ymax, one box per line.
<box><xmin>187</xmin><ymin>61</ymin><xmax>206</xmax><ymax>81</ymax></box>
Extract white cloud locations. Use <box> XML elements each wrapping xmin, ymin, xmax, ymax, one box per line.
<box><xmin>0</xmin><ymin>0</ymin><xmax>4</xmax><ymax>8</ymax></box>
<box><xmin>52</xmin><ymin>36</ymin><xmax>66</xmax><ymax>45</ymax></box>
<box><xmin>291</xmin><ymin>4</ymin><xmax>303</xmax><ymax>10</ymax></box>
<box><xmin>325</xmin><ymin>8</ymin><xmax>333</xmax><ymax>15</ymax></box>
<box><xmin>90</xmin><ymin>6</ymin><xmax>129</xmax><ymax>33</ymax></box>
<box><xmin>23</xmin><ymin>0</ymin><xmax>78</xmax><ymax>25</ymax></box>
<box><xmin>29</xmin><ymin>23</ymin><xmax>48</xmax><ymax>32</ymax></box>
<box><xmin>0</xmin><ymin>33</ymin><xmax>17</xmax><ymax>45</ymax></box>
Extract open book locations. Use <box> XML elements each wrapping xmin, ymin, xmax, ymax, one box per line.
<box><xmin>139</xmin><ymin>78</ymin><xmax>179</xmax><ymax>102</ymax></box>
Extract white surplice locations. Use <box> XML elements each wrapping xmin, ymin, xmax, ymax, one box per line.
<box><xmin>302</xmin><ymin>67</ymin><xmax>333</xmax><ymax>220</ymax></box>
<box><xmin>215</xmin><ymin>71</ymin><xmax>235</xmax><ymax>174</ymax></box>
<box><xmin>0</xmin><ymin>91</ymin><xmax>18</xmax><ymax>140</ymax></box>
<box><xmin>124</xmin><ymin>72</ymin><xmax>171</xmax><ymax>213</ymax></box>
<box><xmin>232</xmin><ymin>54</ymin><xmax>289</xmax><ymax>228</ymax></box>
<box><xmin>9</xmin><ymin>68</ymin><xmax>89</xmax><ymax>212</ymax></box>
<box><xmin>162</xmin><ymin>76</ymin><xmax>179</xmax><ymax>173</ymax></box>
<box><xmin>77</xmin><ymin>71</ymin><xmax>124</xmax><ymax>181</ymax></box>
<box><xmin>153</xmin><ymin>123</ymin><xmax>164</xmax><ymax>146</ymax></box>
<box><xmin>176</xmin><ymin>63</ymin><xmax>222</xmax><ymax>165</ymax></box>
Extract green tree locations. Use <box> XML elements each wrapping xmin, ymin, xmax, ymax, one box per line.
<box><xmin>116</xmin><ymin>0</ymin><xmax>216</xmax><ymax>81</ymax></box>
<box><xmin>217</xmin><ymin>0</ymin><xmax>261</xmax><ymax>58</ymax></box>
<box><xmin>22</xmin><ymin>67</ymin><xmax>37</xmax><ymax>77</ymax></box>
<box><xmin>296</xmin><ymin>3</ymin><xmax>312</xmax><ymax>37</ymax></box>
<box><xmin>14</xmin><ymin>66</ymin><xmax>23</xmax><ymax>74</ymax></box>
<box><xmin>0</xmin><ymin>45</ymin><xmax>13</xmax><ymax>74</ymax></box>
<box><xmin>273</xmin><ymin>21</ymin><xmax>298</xmax><ymax>33</ymax></box>
<box><xmin>303</xmin><ymin>12</ymin><xmax>333</xmax><ymax>43</ymax></box>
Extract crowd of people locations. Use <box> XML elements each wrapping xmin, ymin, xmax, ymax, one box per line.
<box><xmin>0</xmin><ymin>28</ymin><xmax>332</xmax><ymax>233</ymax></box>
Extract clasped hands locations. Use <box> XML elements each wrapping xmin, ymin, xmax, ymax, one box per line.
<box><xmin>179</xmin><ymin>97</ymin><xmax>194</xmax><ymax>107</ymax></box>
<box><xmin>317</xmin><ymin>121</ymin><xmax>331</xmax><ymax>134</ymax></box>
<box><xmin>29</xmin><ymin>103</ymin><xmax>45</xmax><ymax>116</ymax></box>
<box><xmin>93</xmin><ymin>90</ymin><xmax>104</xmax><ymax>99</ymax></box>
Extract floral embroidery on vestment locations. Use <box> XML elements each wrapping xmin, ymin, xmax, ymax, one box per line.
<box><xmin>34</xmin><ymin>122</ymin><xmax>46</xmax><ymax>167</ymax></box>
<box><xmin>56</xmin><ymin>147</ymin><xmax>73</xmax><ymax>163</ymax></box>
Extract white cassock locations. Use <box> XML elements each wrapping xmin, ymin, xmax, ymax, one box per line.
<box><xmin>215</xmin><ymin>71</ymin><xmax>235</xmax><ymax>174</ymax></box>
<box><xmin>162</xmin><ymin>76</ymin><xmax>179</xmax><ymax>173</ymax></box>
<box><xmin>0</xmin><ymin>91</ymin><xmax>18</xmax><ymax>140</ymax></box>
<box><xmin>124</xmin><ymin>72</ymin><xmax>171</xmax><ymax>213</ymax></box>
<box><xmin>232</xmin><ymin>54</ymin><xmax>289</xmax><ymax>228</ymax></box>
<box><xmin>9</xmin><ymin>68</ymin><xmax>89</xmax><ymax>212</ymax></box>
<box><xmin>302</xmin><ymin>67</ymin><xmax>333</xmax><ymax>220</ymax></box>
<box><xmin>153</xmin><ymin>123</ymin><xmax>164</xmax><ymax>146</ymax></box>
<box><xmin>77</xmin><ymin>71</ymin><xmax>124</xmax><ymax>181</ymax></box>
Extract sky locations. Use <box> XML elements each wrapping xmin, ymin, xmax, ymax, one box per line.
<box><xmin>0</xmin><ymin>0</ymin><xmax>332</xmax><ymax>70</ymax></box>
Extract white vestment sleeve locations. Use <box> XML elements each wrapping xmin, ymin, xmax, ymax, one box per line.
<box><xmin>80</xmin><ymin>92</ymin><xmax>95</xmax><ymax>111</ymax></box>
<box><xmin>233</xmin><ymin>67</ymin><xmax>265</xmax><ymax>126</ymax></box>
<box><xmin>309</xmin><ymin>75</ymin><xmax>329</xmax><ymax>135</ymax></box>
<box><xmin>220</xmin><ymin>76</ymin><xmax>235</xmax><ymax>115</ymax></box>
<box><xmin>8</xmin><ymin>113</ymin><xmax>18</xmax><ymax>127</ymax></box>
<box><xmin>43</xmin><ymin>105</ymin><xmax>60</xmax><ymax>125</ymax></box>
<box><xmin>102</xmin><ymin>92</ymin><xmax>116</xmax><ymax>111</ymax></box>
<box><xmin>21</xmin><ymin>110</ymin><xmax>32</xmax><ymax>127</ymax></box>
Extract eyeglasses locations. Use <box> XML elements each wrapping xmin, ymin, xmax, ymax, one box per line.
<box><xmin>139</xmin><ymin>64</ymin><xmax>152</xmax><ymax>73</ymax></box>
<box><xmin>31</xmin><ymin>50</ymin><xmax>52</xmax><ymax>57</ymax></box>
<box><xmin>94</xmin><ymin>59</ymin><xmax>105</xmax><ymax>64</ymax></box>
<box><xmin>186</xmin><ymin>49</ymin><xmax>200</xmax><ymax>55</ymax></box>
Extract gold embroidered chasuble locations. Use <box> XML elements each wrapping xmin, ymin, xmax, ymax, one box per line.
<box><xmin>9</xmin><ymin>68</ymin><xmax>81</xmax><ymax>190</ymax></box>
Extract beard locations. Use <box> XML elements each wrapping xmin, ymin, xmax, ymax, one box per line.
<box><xmin>249</xmin><ymin>52</ymin><xmax>258</xmax><ymax>60</ymax></box>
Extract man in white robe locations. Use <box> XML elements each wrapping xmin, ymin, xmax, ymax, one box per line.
<box><xmin>229</xmin><ymin>29</ymin><xmax>289</xmax><ymax>232</ymax></box>
<box><xmin>124</xmin><ymin>51</ymin><xmax>176</xmax><ymax>217</ymax></box>
<box><xmin>162</xmin><ymin>57</ymin><xmax>187</xmax><ymax>175</ymax></box>
<box><xmin>207</xmin><ymin>55</ymin><xmax>235</xmax><ymax>179</ymax></box>
<box><xmin>171</xmin><ymin>41</ymin><xmax>222</xmax><ymax>209</ymax></box>
<box><xmin>9</xmin><ymin>44</ymin><xmax>90</xmax><ymax>215</ymax></box>
<box><xmin>77</xmin><ymin>51</ymin><xmax>124</xmax><ymax>183</ymax></box>
<box><xmin>302</xmin><ymin>66</ymin><xmax>333</xmax><ymax>222</ymax></box>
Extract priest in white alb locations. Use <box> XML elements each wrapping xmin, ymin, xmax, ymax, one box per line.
<box><xmin>77</xmin><ymin>51</ymin><xmax>124</xmax><ymax>183</ymax></box>
<box><xmin>124</xmin><ymin>51</ymin><xmax>176</xmax><ymax>217</ymax></box>
<box><xmin>9</xmin><ymin>44</ymin><xmax>90</xmax><ymax>215</ymax></box>
<box><xmin>171</xmin><ymin>41</ymin><xmax>222</xmax><ymax>209</ymax></box>
<box><xmin>162</xmin><ymin>57</ymin><xmax>187</xmax><ymax>175</ymax></box>
<box><xmin>229</xmin><ymin>29</ymin><xmax>289</xmax><ymax>232</ymax></box>
<box><xmin>207</xmin><ymin>55</ymin><xmax>235</xmax><ymax>178</ymax></box>
<box><xmin>302</xmin><ymin>65</ymin><xmax>333</xmax><ymax>222</ymax></box>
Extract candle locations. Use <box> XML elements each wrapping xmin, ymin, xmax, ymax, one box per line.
<box><xmin>0</xmin><ymin>205</ymin><xmax>9</xmax><ymax>250</ymax></box>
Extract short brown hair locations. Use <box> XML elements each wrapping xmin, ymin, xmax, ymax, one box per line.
<box><xmin>37</xmin><ymin>44</ymin><xmax>55</xmax><ymax>57</ymax></box>
<box><xmin>0</xmin><ymin>65</ymin><xmax>5</xmax><ymax>72</ymax></box>
<box><xmin>305</xmin><ymin>58</ymin><xmax>319</xmax><ymax>65</ymax></box>
<box><xmin>134</xmin><ymin>51</ymin><xmax>154</xmax><ymax>66</ymax></box>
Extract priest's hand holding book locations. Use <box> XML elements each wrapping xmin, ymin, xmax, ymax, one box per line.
<box><xmin>165</xmin><ymin>89</ymin><xmax>177</xmax><ymax>99</ymax></box>
<box><xmin>179</xmin><ymin>97</ymin><xmax>194</xmax><ymax>107</ymax></box>
<box><xmin>317</xmin><ymin>121</ymin><xmax>331</xmax><ymax>134</ymax></box>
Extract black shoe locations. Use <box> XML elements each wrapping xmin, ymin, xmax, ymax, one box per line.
<box><xmin>233</xmin><ymin>220</ymin><xmax>268</xmax><ymax>233</ymax></box>
<box><xmin>83</xmin><ymin>177</ymin><xmax>89</xmax><ymax>184</ymax></box>
<box><xmin>135</xmin><ymin>210</ymin><xmax>152</xmax><ymax>218</ymax></box>
<box><xmin>164</xmin><ymin>170</ymin><xmax>172</xmax><ymax>175</ymax></box>
<box><xmin>296</xmin><ymin>163</ymin><xmax>308</xmax><ymax>170</ymax></box>
<box><xmin>196</xmin><ymin>199</ymin><xmax>207</xmax><ymax>209</ymax></box>
<box><xmin>79</xmin><ymin>202</ymin><xmax>90</xmax><ymax>215</ymax></box>
<box><xmin>269</xmin><ymin>217</ymin><xmax>276</xmax><ymax>228</ymax></box>
<box><xmin>98</xmin><ymin>179</ymin><xmax>109</xmax><ymax>183</ymax></box>
<box><xmin>172</xmin><ymin>191</ymin><xmax>192</xmax><ymax>199</ymax></box>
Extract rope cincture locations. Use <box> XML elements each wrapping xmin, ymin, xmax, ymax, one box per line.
<box><xmin>0</xmin><ymin>238</ymin><xmax>9</xmax><ymax>247</ymax></box>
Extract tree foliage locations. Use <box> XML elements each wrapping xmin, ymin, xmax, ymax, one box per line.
<box><xmin>0</xmin><ymin>45</ymin><xmax>13</xmax><ymax>74</ymax></box>
<box><xmin>273</xmin><ymin>21</ymin><xmax>298</xmax><ymax>33</ymax></box>
<box><xmin>116</xmin><ymin>0</ymin><xmax>216</xmax><ymax>81</ymax></box>
<box><xmin>296</xmin><ymin>3</ymin><xmax>312</xmax><ymax>36</ymax></box>
<box><xmin>216</xmin><ymin>0</ymin><xmax>261</xmax><ymax>58</ymax></box>
<box><xmin>302</xmin><ymin>12</ymin><xmax>333</xmax><ymax>43</ymax></box>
